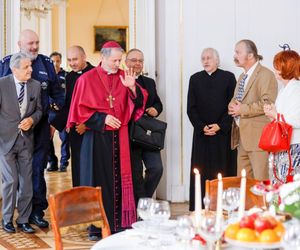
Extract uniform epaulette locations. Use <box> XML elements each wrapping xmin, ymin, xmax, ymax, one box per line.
<box><xmin>1</xmin><ymin>55</ymin><xmax>12</xmax><ymax>63</ymax></box>
<box><xmin>39</xmin><ymin>54</ymin><xmax>51</xmax><ymax>61</ymax></box>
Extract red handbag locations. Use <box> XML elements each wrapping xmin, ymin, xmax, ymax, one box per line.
<box><xmin>259</xmin><ymin>114</ymin><xmax>293</xmax><ymax>183</ymax></box>
<box><xmin>259</xmin><ymin>114</ymin><xmax>292</xmax><ymax>152</ymax></box>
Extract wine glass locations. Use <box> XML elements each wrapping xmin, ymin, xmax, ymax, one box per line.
<box><xmin>282</xmin><ymin>219</ymin><xmax>300</xmax><ymax>249</ymax></box>
<box><xmin>222</xmin><ymin>188</ymin><xmax>240</xmax><ymax>224</ymax></box>
<box><xmin>149</xmin><ymin>200</ymin><xmax>171</xmax><ymax>227</ymax></box>
<box><xmin>137</xmin><ymin>197</ymin><xmax>154</xmax><ymax>222</ymax></box>
<box><xmin>136</xmin><ymin>198</ymin><xmax>154</xmax><ymax>245</ymax></box>
<box><xmin>176</xmin><ymin>215</ymin><xmax>195</xmax><ymax>249</ymax></box>
<box><xmin>198</xmin><ymin>213</ymin><xmax>223</xmax><ymax>250</ymax></box>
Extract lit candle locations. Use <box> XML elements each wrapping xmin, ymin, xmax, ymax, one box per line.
<box><xmin>193</xmin><ymin>168</ymin><xmax>201</xmax><ymax>227</ymax></box>
<box><xmin>216</xmin><ymin>173</ymin><xmax>223</xmax><ymax>231</ymax></box>
<box><xmin>238</xmin><ymin>169</ymin><xmax>247</xmax><ymax>220</ymax></box>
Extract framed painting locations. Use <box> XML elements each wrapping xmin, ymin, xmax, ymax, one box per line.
<box><xmin>94</xmin><ymin>26</ymin><xmax>128</xmax><ymax>52</ymax></box>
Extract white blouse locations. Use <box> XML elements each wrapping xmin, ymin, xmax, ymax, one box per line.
<box><xmin>275</xmin><ymin>79</ymin><xmax>300</xmax><ymax>144</ymax></box>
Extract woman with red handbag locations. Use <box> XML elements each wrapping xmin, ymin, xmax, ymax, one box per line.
<box><xmin>264</xmin><ymin>49</ymin><xmax>300</xmax><ymax>184</ymax></box>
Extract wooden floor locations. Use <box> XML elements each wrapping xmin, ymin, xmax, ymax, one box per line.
<box><xmin>0</xmin><ymin>133</ymin><xmax>189</xmax><ymax>249</ymax></box>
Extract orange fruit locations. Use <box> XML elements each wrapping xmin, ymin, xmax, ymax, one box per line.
<box><xmin>225</xmin><ymin>223</ymin><xmax>240</xmax><ymax>239</ymax></box>
<box><xmin>236</xmin><ymin>228</ymin><xmax>257</xmax><ymax>242</ymax></box>
<box><xmin>259</xmin><ymin>229</ymin><xmax>280</xmax><ymax>243</ymax></box>
<box><xmin>274</xmin><ymin>223</ymin><xmax>285</xmax><ymax>238</ymax></box>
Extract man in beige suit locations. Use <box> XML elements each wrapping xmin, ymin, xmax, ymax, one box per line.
<box><xmin>228</xmin><ymin>39</ymin><xmax>277</xmax><ymax>180</ymax></box>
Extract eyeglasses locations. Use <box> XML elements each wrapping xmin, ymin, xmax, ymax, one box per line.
<box><xmin>126</xmin><ymin>58</ymin><xmax>144</xmax><ymax>63</ymax></box>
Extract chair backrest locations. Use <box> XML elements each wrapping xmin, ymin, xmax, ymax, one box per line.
<box><xmin>49</xmin><ymin>186</ymin><xmax>111</xmax><ymax>250</ymax></box>
<box><xmin>205</xmin><ymin>176</ymin><xmax>265</xmax><ymax>211</ymax></box>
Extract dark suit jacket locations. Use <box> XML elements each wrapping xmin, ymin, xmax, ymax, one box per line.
<box><xmin>0</xmin><ymin>74</ymin><xmax>42</xmax><ymax>155</ymax></box>
<box><xmin>136</xmin><ymin>75</ymin><xmax>163</xmax><ymax>116</ymax></box>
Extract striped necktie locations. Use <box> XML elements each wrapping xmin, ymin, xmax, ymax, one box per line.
<box><xmin>236</xmin><ymin>74</ymin><xmax>248</xmax><ymax>101</ymax></box>
<box><xmin>18</xmin><ymin>82</ymin><xmax>25</xmax><ymax>105</ymax></box>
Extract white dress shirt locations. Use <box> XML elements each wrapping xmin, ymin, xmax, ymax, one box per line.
<box><xmin>13</xmin><ymin>76</ymin><xmax>28</xmax><ymax>118</ymax></box>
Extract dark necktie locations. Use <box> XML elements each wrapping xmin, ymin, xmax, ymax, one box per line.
<box><xmin>18</xmin><ymin>82</ymin><xmax>25</xmax><ymax>105</ymax></box>
<box><xmin>236</xmin><ymin>74</ymin><xmax>248</xmax><ymax>101</ymax></box>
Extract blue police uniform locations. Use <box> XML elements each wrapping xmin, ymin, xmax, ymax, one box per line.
<box><xmin>0</xmin><ymin>54</ymin><xmax>65</xmax><ymax>220</ymax></box>
<box><xmin>48</xmin><ymin>68</ymin><xmax>70</xmax><ymax>170</ymax></box>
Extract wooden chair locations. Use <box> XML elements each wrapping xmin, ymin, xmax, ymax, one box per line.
<box><xmin>205</xmin><ymin>176</ymin><xmax>265</xmax><ymax>211</ymax></box>
<box><xmin>49</xmin><ymin>186</ymin><xmax>111</xmax><ymax>250</ymax></box>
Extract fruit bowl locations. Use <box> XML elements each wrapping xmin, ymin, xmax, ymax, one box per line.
<box><xmin>225</xmin><ymin>237</ymin><xmax>282</xmax><ymax>249</ymax></box>
<box><xmin>224</xmin><ymin>212</ymin><xmax>285</xmax><ymax>248</ymax></box>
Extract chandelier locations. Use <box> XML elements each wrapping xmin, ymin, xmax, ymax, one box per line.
<box><xmin>20</xmin><ymin>0</ymin><xmax>67</xmax><ymax>19</ymax></box>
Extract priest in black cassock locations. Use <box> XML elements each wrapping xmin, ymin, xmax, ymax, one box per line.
<box><xmin>67</xmin><ymin>41</ymin><xmax>147</xmax><ymax>233</ymax></box>
<box><xmin>187</xmin><ymin>48</ymin><xmax>237</xmax><ymax>211</ymax></box>
<box><xmin>65</xmin><ymin>46</ymin><xmax>94</xmax><ymax>186</ymax></box>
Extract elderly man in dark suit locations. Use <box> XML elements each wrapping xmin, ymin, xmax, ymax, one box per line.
<box><xmin>125</xmin><ymin>49</ymin><xmax>163</xmax><ymax>203</ymax></box>
<box><xmin>0</xmin><ymin>52</ymin><xmax>42</xmax><ymax>233</ymax></box>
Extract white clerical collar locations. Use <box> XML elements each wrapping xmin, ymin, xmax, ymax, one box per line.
<box><xmin>205</xmin><ymin>69</ymin><xmax>217</xmax><ymax>76</ymax></box>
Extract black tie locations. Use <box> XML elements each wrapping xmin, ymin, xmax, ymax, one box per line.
<box><xmin>18</xmin><ymin>82</ymin><xmax>25</xmax><ymax>105</ymax></box>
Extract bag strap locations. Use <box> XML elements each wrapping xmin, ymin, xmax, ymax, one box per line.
<box><xmin>272</xmin><ymin>149</ymin><xmax>293</xmax><ymax>184</ymax></box>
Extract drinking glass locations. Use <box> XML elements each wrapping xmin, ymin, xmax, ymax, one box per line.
<box><xmin>136</xmin><ymin>197</ymin><xmax>154</xmax><ymax>244</ymax></box>
<box><xmin>282</xmin><ymin>219</ymin><xmax>300</xmax><ymax>250</ymax></box>
<box><xmin>222</xmin><ymin>188</ymin><xmax>240</xmax><ymax>224</ymax></box>
<box><xmin>198</xmin><ymin>213</ymin><xmax>223</xmax><ymax>250</ymax></box>
<box><xmin>149</xmin><ymin>200</ymin><xmax>171</xmax><ymax>226</ymax></box>
<box><xmin>137</xmin><ymin>197</ymin><xmax>154</xmax><ymax>222</ymax></box>
<box><xmin>176</xmin><ymin>215</ymin><xmax>195</xmax><ymax>248</ymax></box>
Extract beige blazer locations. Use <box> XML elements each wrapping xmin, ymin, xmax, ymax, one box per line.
<box><xmin>230</xmin><ymin>63</ymin><xmax>278</xmax><ymax>151</ymax></box>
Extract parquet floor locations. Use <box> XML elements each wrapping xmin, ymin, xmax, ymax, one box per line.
<box><xmin>0</xmin><ymin>133</ymin><xmax>189</xmax><ymax>249</ymax></box>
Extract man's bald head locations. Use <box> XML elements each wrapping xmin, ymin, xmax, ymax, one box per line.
<box><xmin>18</xmin><ymin>29</ymin><xmax>39</xmax><ymax>60</ymax></box>
<box><xmin>67</xmin><ymin>45</ymin><xmax>87</xmax><ymax>72</ymax></box>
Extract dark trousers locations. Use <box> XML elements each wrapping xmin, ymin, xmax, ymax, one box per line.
<box><xmin>48</xmin><ymin>129</ymin><xmax>70</xmax><ymax>166</ymax></box>
<box><xmin>69</xmin><ymin>128</ymin><xmax>83</xmax><ymax>187</ymax></box>
<box><xmin>0</xmin><ymin>134</ymin><xmax>33</xmax><ymax>224</ymax></box>
<box><xmin>131</xmin><ymin>147</ymin><xmax>163</xmax><ymax>203</ymax></box>
<box><xmin>31</xmin><ymin>116</ymin><xmax>49</xmax><ymax>217</ymax></box>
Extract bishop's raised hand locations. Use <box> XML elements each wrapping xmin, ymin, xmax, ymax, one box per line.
<box><xmin>120</xmin><ymin>67</ymin><xmax>136</xmax><ymax>90</ymax></box>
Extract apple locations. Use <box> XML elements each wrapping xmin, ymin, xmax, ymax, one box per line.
<box><xmin>254</xmin><ymin>217</ymin><xmax>273</xmax><ymax>233</ymax></box>
<box><xmin>249</xmin><ymin>213</ymin><xmax>259</xmax><ymax>221</ymax></box>
<box><xmin>264</xmin><ymin>215</ymin><xmax>277</xmax><ymax>229</ymax></box>
<box><xmin>239</xmin><ymin>215</ymin><xmax>255</xmax><ymax>229</ymax></box>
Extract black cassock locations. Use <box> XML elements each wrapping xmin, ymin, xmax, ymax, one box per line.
<box><xmin>187</xmin><ymin>69</ymin><xmax>237</xmax><ymax>211</ymax></box>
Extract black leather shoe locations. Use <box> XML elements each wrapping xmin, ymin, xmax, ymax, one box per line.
<box><xmin>47</xmin><ymin>164</ymin><xmax>58</xmax><ymax>171</ymax></box>
<box><xmin>87</xmin><ymin>224</ymin><xmax>102</xmax><ymax>241</ymax></box>
<box><xmin>2</xmin><ymin>220</ymin><xmax>16</xmax><ymax>233</ymax></box>
<box><xmin>58</xmin><ymin>165</ymin><xmax>67</xmax><ymax>172</ymax></box>
<box><xmin>29</xmin><ymin>215</ymin><xmax>49</xmax><ymax>228</ymax></box>
<box><xmin>17</xmin><ymin>223</ymin><xmax>35</xmax><ymax>233</ymax></box>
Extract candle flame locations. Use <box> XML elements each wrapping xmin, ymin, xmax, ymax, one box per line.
<box><xmin>241</xmin><ymin>168</ymin><xmax>246</xmax><ymax>177</ymax></box>
<box><xmin>193</xmin><ymin>168</ymin><xmax>199</xmax><ymax>175</ymax></box>
<box><xmin>218</xmin><ymin>173</ymin><xmax>222</xmax><ymax>180</ymax></box>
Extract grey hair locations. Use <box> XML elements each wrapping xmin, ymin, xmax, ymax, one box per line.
<box><xmin>237</xmin><ymin>39</ymin><xmax>263</xmax><ymax>61</ymax></box>
<box><xmin>201</xmin><ymin>48</ymin><xmax>220</xmax><ymax>66</ymax></box>
<box><xmin>9</xmin><ymin>52</ymin><xmax>30</xmax><ymax>70</ymax></box>
<box><xmin>100</xmin><ymin>47</ymin><xmax>124</xmax><ymax>57</ymax></box>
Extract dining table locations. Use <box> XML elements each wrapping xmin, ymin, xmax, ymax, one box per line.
<box><xmin>91</xmin><ymin>229</ymin><xmax>282</xmax><ymax>250</ymax></box>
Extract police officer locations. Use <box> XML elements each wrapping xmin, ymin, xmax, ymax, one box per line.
<box><xmin>0</xmin><ymin>29</ymin><xmax>65</xmax><ymax>228</ymax></box>
<box><xmin>47</xmin><ymin>51</ymin><xmax>70</xmax><ymax>172</ymax></box>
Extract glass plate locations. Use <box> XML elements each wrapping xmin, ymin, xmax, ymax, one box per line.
<box><xmin>132</xmin><ymin>220</ymin><xmax>177</xmax><ymax>234</ymax></box>
<box><xmin>225</xmin><ymin>237</ymin><xmax>282</xmax><ymax>249</ymax></box>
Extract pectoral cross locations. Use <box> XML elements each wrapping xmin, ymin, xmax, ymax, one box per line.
<box><xmin>106</xmin><ymin>94</ymin><xmax>115</xmax><ymax>108</ymax></box>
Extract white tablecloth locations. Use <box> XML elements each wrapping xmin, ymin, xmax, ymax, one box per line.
<box><xmin>91</xmin><ymin>230</ymin><xmax>252</xmax><ymax>250</ymax></box>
